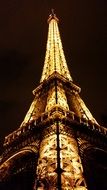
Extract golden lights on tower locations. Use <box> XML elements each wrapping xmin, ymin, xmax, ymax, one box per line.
<box><xmin>40</xmin><ymin>12</ymin><xmax>72</xmax><ymax>82</ymax></box>
<box><xmin>0</xmin><ymin>10</ymin><xmax>106</xmax><ymax>190</ymax></box>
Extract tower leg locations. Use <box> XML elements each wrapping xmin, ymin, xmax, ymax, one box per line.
<box><xmin>34</xmin><ymin>123</ymin><xmax>87</xmax><ymax>189</ymax></box>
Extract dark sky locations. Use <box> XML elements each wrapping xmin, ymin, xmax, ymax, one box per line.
<box><xmin>0</xmin><ymin>0</ymin><xmax>107</xmax><ymax>149</ymax></box>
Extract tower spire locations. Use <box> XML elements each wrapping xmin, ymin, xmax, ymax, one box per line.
<box><xmin>40</xmin><ymin>11</ymin><xmax>72</xmax><ymax>82</ymax></box>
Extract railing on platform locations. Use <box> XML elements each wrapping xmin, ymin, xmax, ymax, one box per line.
<box><xmin>4</xmin><ymin>106</ymin><xmax>107</xmax><ymax>146</ymax></box>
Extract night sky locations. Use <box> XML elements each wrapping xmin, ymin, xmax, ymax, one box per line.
<box><xmin>0</xmin><ymin>0</ymin><xmax>107</xmax><ymax>151</ymax></box>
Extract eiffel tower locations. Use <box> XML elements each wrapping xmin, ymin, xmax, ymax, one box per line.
<box><xmin>0</xmin><ymin>11</ymin><xmax>107</xmax><ymax>190</ymax></box>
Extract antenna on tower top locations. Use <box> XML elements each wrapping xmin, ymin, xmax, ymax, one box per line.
<box><xmin>51</xmin><ymin>8</ymin><xmax>55</xmax><ymax>16</ymax></box>
<box><xmin>48</xmin><ymin>9</ymin><xmax>59</xmax><ymax>23</ymax></box>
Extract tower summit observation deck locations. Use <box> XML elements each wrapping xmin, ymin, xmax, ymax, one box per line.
<box><xmin>0</xmin><ymin>11</ymin><xmax>107</xmax><ymax>190</ymax></box>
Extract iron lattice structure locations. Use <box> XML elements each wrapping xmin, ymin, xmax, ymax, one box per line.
<box><xmin>0</xmin><ymin>12</ymin><xmax>107</xmax><ymax>190</ymax></box>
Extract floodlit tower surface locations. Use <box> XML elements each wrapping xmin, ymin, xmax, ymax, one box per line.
<box><xmin>0</xmin><ymin>12</ymin><xmax>107</xmax><ymax>190</ymax></box>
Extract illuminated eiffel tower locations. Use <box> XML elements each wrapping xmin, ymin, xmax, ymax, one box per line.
<box><xmin>0</xmin><ymin>11</ymin><xmax>107</xmax><ymax>190</ymax></box>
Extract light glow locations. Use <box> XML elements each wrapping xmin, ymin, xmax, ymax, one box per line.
<box><xmin>36</xmin><ymin>124</ymin><xmax>87</xmax><ymax>189</ymax></box>
<box><xmin>40</xmin><ymin>19</ymin><xmax>72</xmax><ymax>82</ymax></box>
